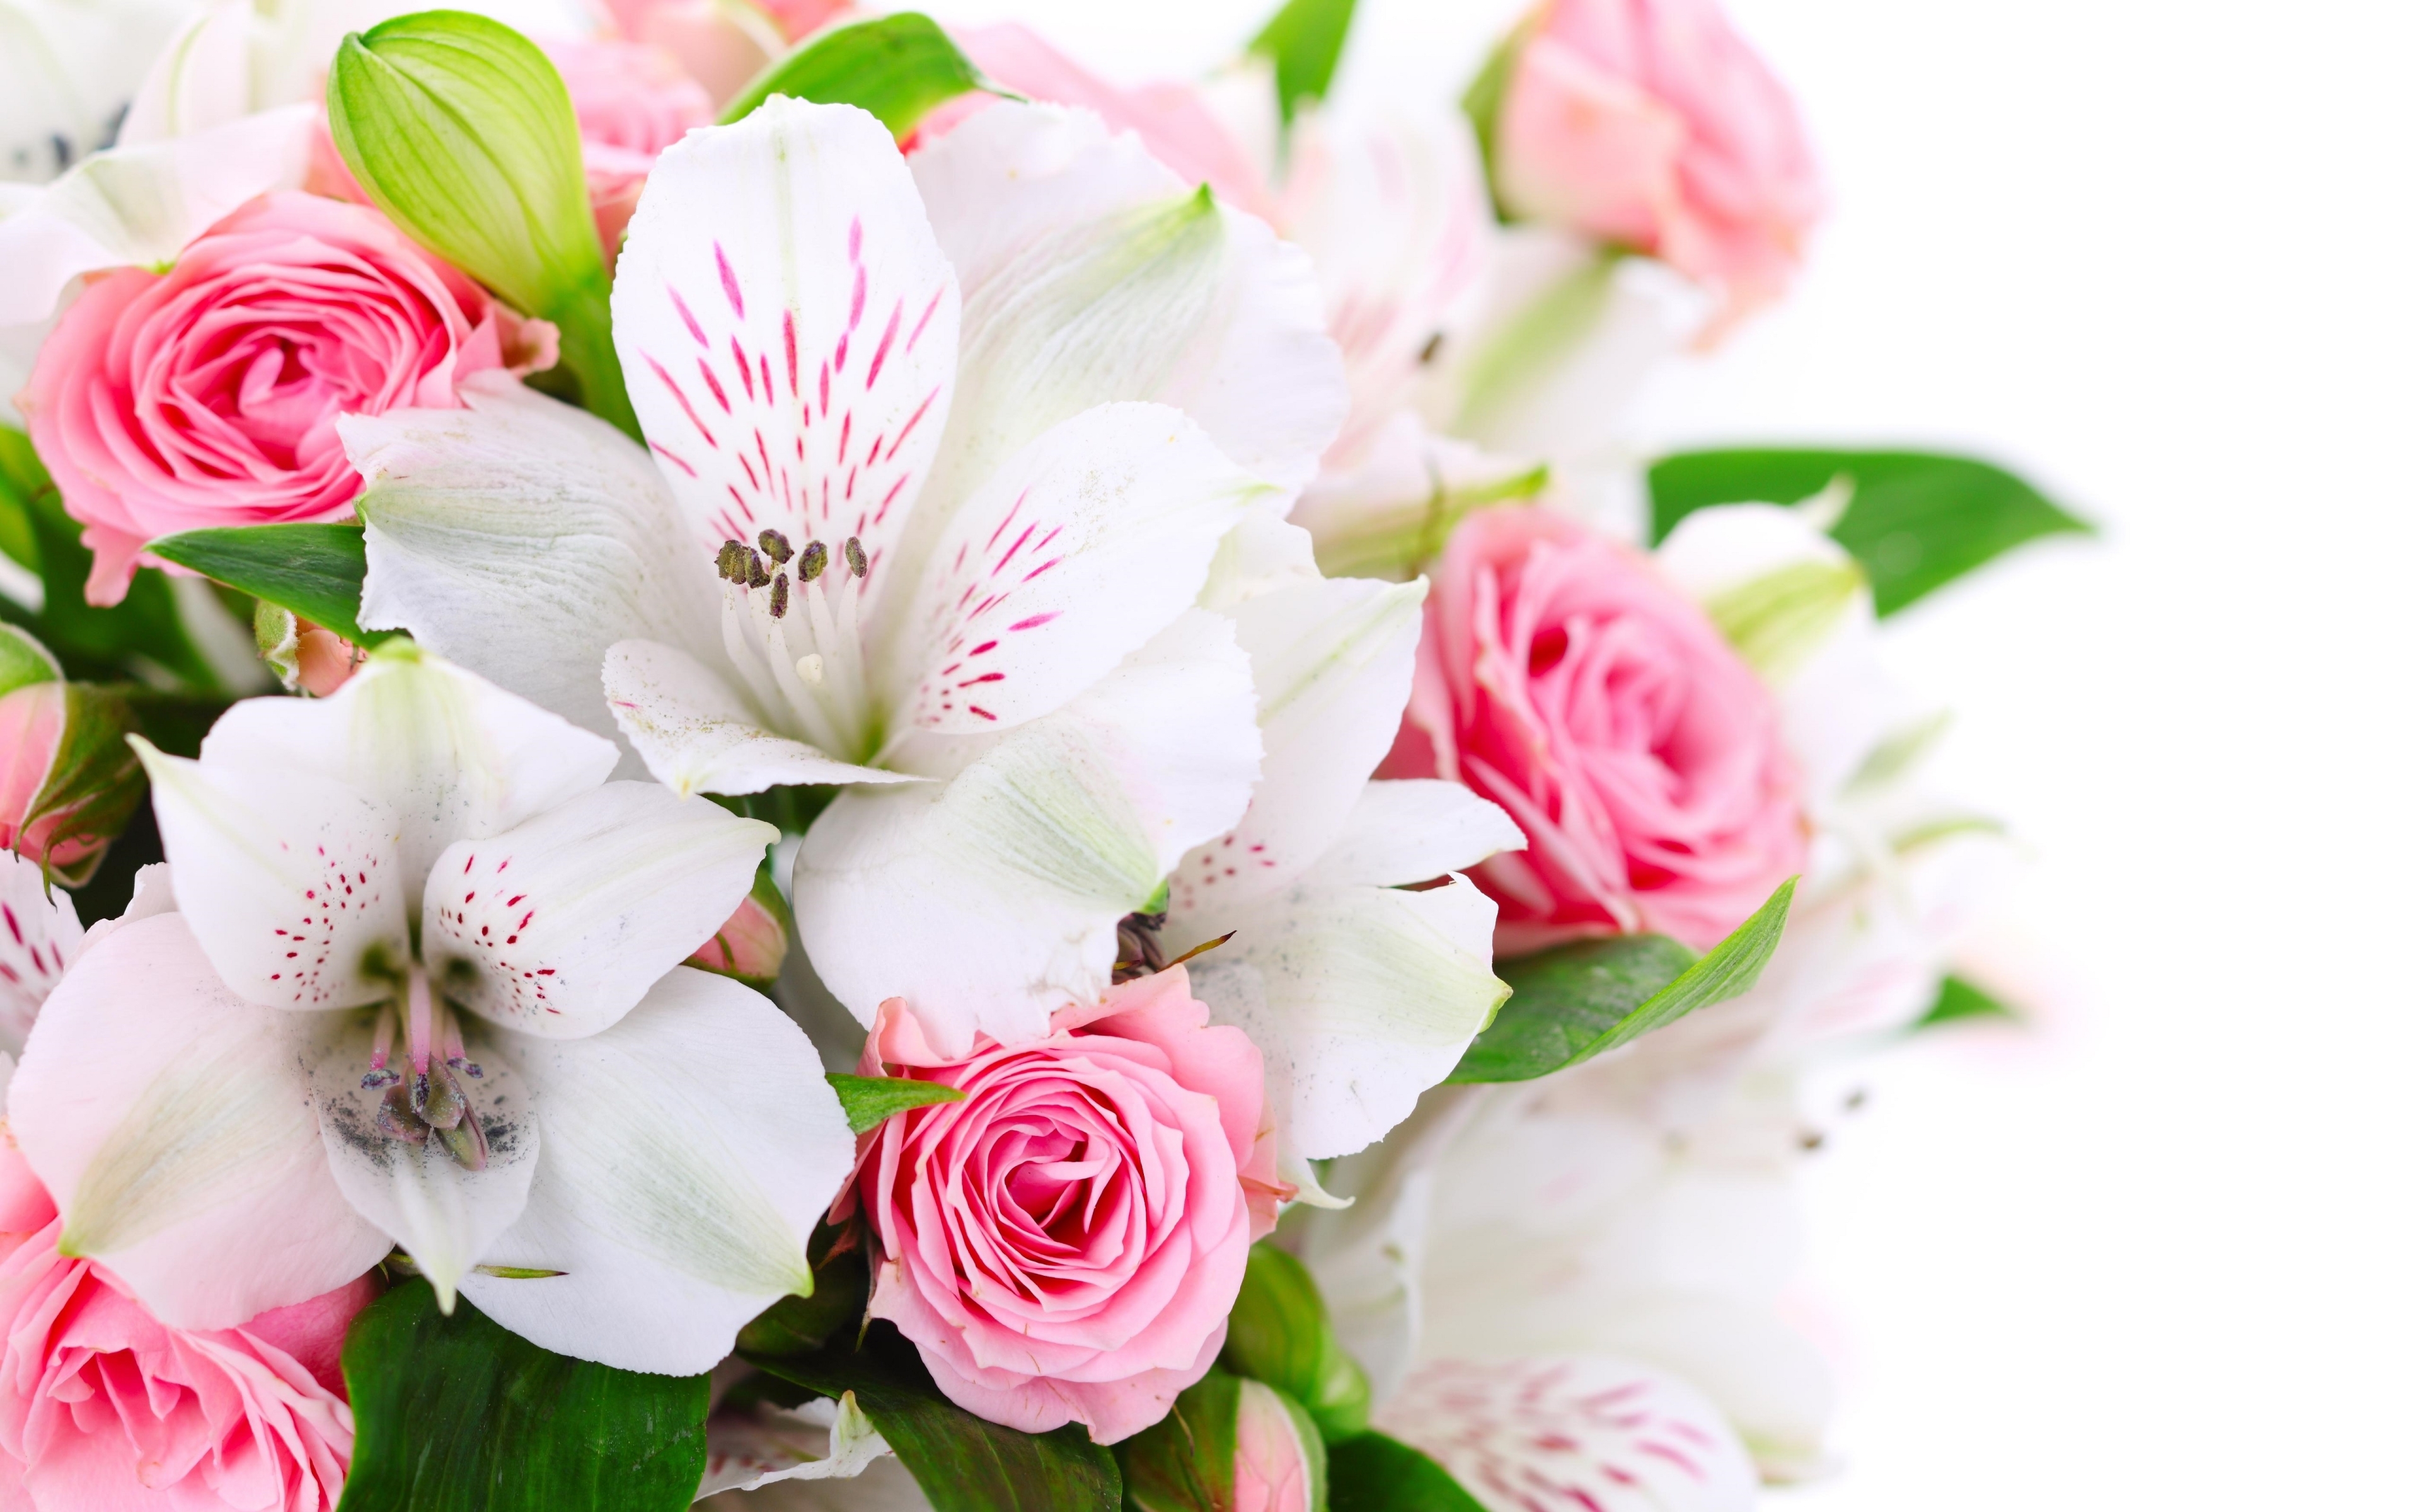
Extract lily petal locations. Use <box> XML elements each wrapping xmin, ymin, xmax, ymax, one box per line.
<box><xmin>306</xmin><ymin>1012</ymin><xmax>538</xmax><ymax>1313</ymax></box>
<box><xmin>463</xmin><ymin>968</ymin><xmax>847</xmax><ymax>1376</ymax></box>
<box><xmin>1170</xmin><ymin>575</ymin><xmax>1426</xmax><ymax>914</ymax></box>
<box><xmin>602</xmin><ymin>638</ymin><xmax>916</xmax><ymax>798</ymax></box>
<box><xmin>0</xmin><ymin>849</ymin><xmax>82</xmax><ymax>1055</ymax></box>
<box><xmin>8</xmin><ymin>914</ymin><xmax>390</xmax><ymax>1329</ymax></box>
<box><xmin>349</xmin><ymin>375</ymin><xmax>722</xmax><ymax>755</ymax></box>
<box><xmin>132</xmin><ymin>737</ymin><xmax>408</xmax><ymax>1012</ymax></box>
<box><xmin>202</xmin><ymin>650</ymin><xmax>619</xmax><ymax>914</ymax></box>
<box><xmin>1184</xmin><ymin>872</ymin><xmax>1506</xmax><ymax>1164</ymax></box>
<box><xmin>892</xmin><ymin>401</ymin><xmax>1272</xmax><ymax>735</ymax></box>
<box><xmin>798</xmin><ymin>609</ymin><xmax>1260</xmax><ymax>1053</ymax></box>
<box><xmin>902</xmin><ymin>103</ymin><xmax>1344</xmax><ymax>580</ymax></box>
<box><xmin>424</xmin><ymin>782</ymin><xmax>775</xmax><ymax>1040</ymax></box>
<box><xmin>613</xmin><ymin>95</ymin><xmax>959</xmax><ymax>596</ymax></box>
<box><xmin>1298</xmin><ymin>779</ymin><xmax>1527</xmax><ymax>891</ymax></box>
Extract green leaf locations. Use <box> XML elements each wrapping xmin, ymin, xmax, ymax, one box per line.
<box><xmin>1458</xmin><ymin>22</ymin><xmax>1523</xmax><ymax>218</ymax></box>
<box><xmin>1248</xmin><ymin>0</ymin><xmax>1358</xmax><ymax>123</ymax></box>
<box><xmin>1448</xmin><ymin>878</ymin><xmax>1797</xmax><ymax>1084</ymax></box>
<box><xmin>338</xmin><ymin>1278</ymin><xmax>709</xmax><ymax>1512</ymax></box>
<box><xmin>1115</xmin><ymin>1367</ymin><xmax>1242</xmax><ymax>1512</ymax></box>
<box><xmin>0</xmin><ymin>428</ymin><xmax>219</xmax><ymax>690</ymax></box>
<box><xmin>1219</xmin><ymin>1242</ymin><xmax>1369</xmax><ymax>1442</ymax></box>
<box><xmin>1326</xmin><ymin>1432</ymin><xmax>1483</xmax><ymax>1512</ymax></box>
<box><xmin>327</xmin><ymin>10</ymin><xmax>633</xmax><ymax>436</ymax></box>
<box><xmin>736</xmin><ymin>1223</ymin><xmax>870</xmax><ymax>1357</ymax></box>
<box><xmin>825</xmin><ymin>1072</ymin><xmax>966</xmax><ymax>1135</ymax></box>
<box><xmin>147</xmin><ymin>524</ymin><xmax>379</xmax><ymax>643</ymax></box>
<box><xmin>722</xmin><ymin>13</ymin><xmax>986</xmax><ymax>134</ymax></box>
<box><xmin>746</xmin><ymin>1322</ymin><xmax>1122</xmax><ymax>1511</ymax></box>
<box><xmin>1911</xmin><ymin>973</ymin><xmax>2021</xmax><ymax>1031</ymax></box>
<box><xmin>1646</xmin><ymin>449</ymin><xmax>2092</xmax><ymax>616</ymax></box>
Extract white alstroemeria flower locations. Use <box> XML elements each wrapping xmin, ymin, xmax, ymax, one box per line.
<box><xmin>1378</xmin><ymin>1355</ymin><xmax>1761</xmax><ymax>1512</ymax></box>
<box><xmin>6</xmin><ymin>647</ymin><xmax>853</xmax><ymax>1374</ymax></box>
<box><xmin>0</xmin><ymin>0</ymin><xmax>199</xmax><ymax>185</ymax></box>
<box><xmin>1412</xmin><ymin>1066</ymin><xmax>1838</xmax><ymax>1484</ymax></box>
<box><xmin>1159</xmin><ymin>517</ymin><xmax>1523</xmax><ymax>1196</ymax></box>
<box><xmin>349</xmin><ymin>99</ymin><xmax>1345</xmax><ymax>1054</ymax></box>
<box><xmin>0</xmin><ymin>849</ymin><xmax>83</xmax><ymax>1055</ymax></box>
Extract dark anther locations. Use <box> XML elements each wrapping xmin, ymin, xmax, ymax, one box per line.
<box><xmin>448</xmin><ymin>1057</ymin><xmax>484</xmax><ymax>1080</ymax></box>
<box><xmin>746</xmin><ymin>549</ymin><xmax>771</xmax><ymax>589</ymax></box>
<box><xmin>844</xmin><ymin>536</ymin><xmax>868</xmax><ymax>578</ymax></box>
<box><xmin>715</xmin><ymin>539</ymin><xmax>749</xmax><ymax>581</ymax></box>
<box><xmin>770</xmin><ymin>571</ymin><xmax>790</xmax><ymax>619</ymax></box>
<box><xmin>1418</xmin><ymin>331</ymin><xmax>1446</xmax><ymax>365</ymax></box>
<box><xmin>1112</xmin><ymin>910</ymin><xmax>1170</xmax><ymax>983</ymax></box>
<box><xmin>758</xmin><ymin>529</ymin><xmax>795</xmax><ymax>565</ymax></box>
<box><xmin>360</xmin><ymin>1068</ymin><xmax>401</xmax><ymax>1091</ymax></box>
<box><xmin>798</xmin><ymin>540</ymin><xmax>829</xmax><ymax>582</ymax></box>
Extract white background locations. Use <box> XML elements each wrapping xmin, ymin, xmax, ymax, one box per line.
<box><xmin>923</xmin><ymin>0</ymin><xmax>2420</xmax><ymax>1504</ymax></box>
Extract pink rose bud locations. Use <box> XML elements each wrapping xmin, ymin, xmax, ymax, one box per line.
<box><xmin>546</xmin><ymin>38</ymin><xmax>715</xmax><ymax>262</ymax></box>
<box><xmin>1232</xmin><ymin>1377</ymin><xmax>1321</xmax><ymax>1512</ymax></box>
<box><xmin>18</xmin><ymin>192</ymin><xmax>558</xmax><ymax>607</ymax></box>
<box><xmin>256</xmin><ymin>604</ymin><xmax>368</xmax><ymax>699</ymax></box>
<box><xmin>843</xmin><ymin>968</ymin><xmax>1285</xmax><ymax>1444</ymax></box>
<box><xmin>686</xmin><ymin>883</ymin><xmax>790</xmax><ymax>983</ymax></box>
<box><xmin>0</xmin><ymin>1135</ymin><xmax>374</xmax><ymax>1509</ymax></box>
<box><xmin>1386</xmin><ymin>507</ymin><xmax>1804</xmax><ymax>953</ymax></box>
<box><xmin>1489</xmin><ymin>0</ymin><xmax>1824</xmax><ymax>318</ymax></box>
<box><xmin>0</xmin><ymin>633</ymin><xmax>141</xmax><ymax>881</ymax></box>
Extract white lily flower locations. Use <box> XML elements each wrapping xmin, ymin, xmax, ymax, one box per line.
<box><xmin>1161</xmin><ymin>517</ymin><xmax>1524</xmax><ymax>1196</ymax></box>
<box><xmin>348</xmin><ymin>99</ymin><xmax>1347</xmax><ymax>1053</ymax></box>
<box><xmin>4</xmin><ymin>646</ymin><xmax>853</xmax><ymax>1375</ymax></box>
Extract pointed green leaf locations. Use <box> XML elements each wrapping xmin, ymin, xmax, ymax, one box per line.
<box><xmin>721</xmin><ymin>13</ymin><xmax>986</xmax><ymax>133</ymax></box>
<box><xmin>1326</xmin><ymin>1431</ymin><xmax>1483</xmax><ymax>1512</ymax></box>
<box><xmin>825</xmin><ymin>1072</ymin><xmax>967</xmax><ymax>1135</ymax></box>
<box><xmin>744</xmin><ymin>1322</ymin><xmax>1122</xmax><ymax>1511</ymax></box>
<box><xmin>736</xmin><ymin>1223</ymin><xmax>872</xmax><ymax>1357</ymax></box>
<box><xmin>1447</xmin><ymin>878</ymin><xmax>1797</xmax><ymax>1084</ymax></box>
<box><xmin>1647</xmin><ymin>449</ymin><xmax>2092</xmax><ymax>616</ymax></box>
<box><xmin>326</xmin><ymin>10</ymin><xmax>634</xmax><ymax>436</ymax></box>
<box><xmin>1219</xmin><ymin>1242</ymin><xmax>1369</xmax><ymax>1442</ymax></box>
<box><xmin>1248</xmin><ymin>0</ymin><xmax>1359</xmax><ymax>123</ymax></box>
<box><xmin>147</xmin><ymin>524</ymin><xmax>379</xmax><ymax>644</ymax></box>
<box><xmin>338</xmin><ymin>1278</ymin><xmax>710</xmax><ymax>1512</ymax></box>
<box><xmin>1910</xmin><ymin>973</ymin><xmax>2021</xmax><ymax>1032</ymax></box>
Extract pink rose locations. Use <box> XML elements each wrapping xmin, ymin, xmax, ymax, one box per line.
<box><xmin>546</xmin><ymin>38</ymin><xmax>715</xmax><ymax>261</ymax></box>
<box><xmin>1490</xmin><ymin>0</ymin><xmax>1823</xmax><ymax>316</ymax></box>
<box><xmin>18</xmin><ymin>192</ymin><xmax>555</xmax><ymax>607</ymax></box>
<box><xmin>0</xmin><ymin>688</ymin><xmax>79</xmax><ymax>877</ymax></box>
<box><xmin>685</xmin><ymin>888</ymin><xmax>788</xmax><ymax>983</ymax></box>
<box><xmin>845</xmin><ymin>967</ymin><xmax>1282</xmax><ymax>1444</ymax></box>
<box><xmin>0</xmin><ymin>669</ymin><xmax>139</xmax><ymax>883</ymax></box>
<box><xmin>0</xmin><ymin>1136</ymin><xmax>372</xmax><ymax>1511</ymax></box>
<box><xmin>1385</xmin><ymin>507</ymin><xmax>1803</xmax><ymax>953</ymax></box>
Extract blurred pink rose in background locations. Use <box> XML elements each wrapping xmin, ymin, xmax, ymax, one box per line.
<box><xmin>548</xmin><ymin>38</ymin><xmax>715</xmax><ymax>260</ymax></box>
<box><xmin>0</xmin><ymin>1137</ymin><xmax>373</xmax><ymax>1511</ymax></box>
<box><xmin>845</xmin><ymin>968</ymin><xmax>1283</xmax><ymax>1444</ymax></box>
<box><xmin>1385</xmin><ymin>506</ymin><xmax>1804</xmax><ymax>953</ymax></box>
<box><xmin>686</xmin><ymin>887</ymin><xmax>788</xmax><ymax>983</ymax></box>
<box><xmin>938</xmin><ymin>24</ymin><xmax>1276</xmax><ymax>218</ymax></box>
<box><xmin>1489</xmin><ymin>0</ymin><xmax>1823</xmax><ymax>317</ymax></box>
<box><xmin>18</xmin><ymin>192</ymin><xmax>555</xmax><ymax>607</ymax></box>
<box><xmin>597</xmin><ymin>0</ymin><xmax>853</xmax><ymax>105</ymax></box>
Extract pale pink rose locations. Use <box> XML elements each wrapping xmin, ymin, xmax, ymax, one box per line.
<box><xmin>18</xmin><ymin>192</ymin><xmax>556</xmax><ymax>607</ymax></box>
<box><xmin>292</xmin><ymin>622</ymin><xmax>367</xmax><ymax>699</ymax></box>
<box><xmin>1384</xmin><ymin>507</ymin><xmax>1803</xmax><ymax>953</ymax></box>
<box><xmin>599</xmin><ymin>0</ymin><xmax>855</xmax><ymax>105</ymax></box>
<box><xmin>546</xmin><ymin>38</ymin><xmax>715</xmax><ymax>261</ymax></box>
<box><xmin>0</xmin><ymin>688</ymin><xmax>72</xmax><ymax>874</ymax></box>
<box><xmin>1232</xmin><ymin>1377</ymin><xmax>1317</xmax><ymax>1512</ymax></box>
<box><xmin>925</xmin><ymin>25</ymin><xmax>1277</xmax><ymax>219</ymax></box>
<box><xmin>0</xmin><ymin>684</ymin><xmax>139</xmax><ymax>880</ymax></box>
<box><xmin>685</xmin><ymin>890</ymin><xmax>787</xmax><ymax>982</ymax></box>
<box><xmin>1491</xmin><ymin>0</ymin><xmax>1823</xmax><ymax>317</ymax></box>
<box><xmin>0</xmin><ymin>1136</ymin><xmax>372</xmax><ymax>1511</ymax></box>
<box><xmin>845</xmin><ymin>967</ymin><xmax>1282</xmax><ymax>1444</ymax></box>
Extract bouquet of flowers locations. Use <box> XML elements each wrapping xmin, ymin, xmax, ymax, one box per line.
<box><xmin>0</xmin><ymin>0</ymin><xmax>2086</xmax><ymax>1506</ymax></box>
